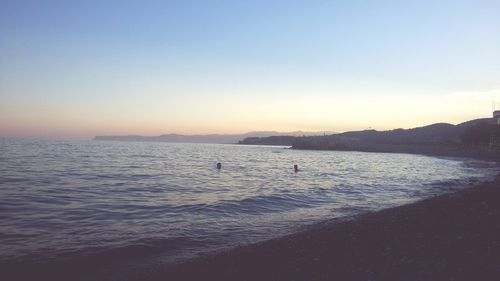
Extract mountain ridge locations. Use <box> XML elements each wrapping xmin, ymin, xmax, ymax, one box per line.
<box><xmin>93</xmin><ymin>131</ymin><xmax>335</xmax><ymax>144</ymax></box>
<box><xmin>239</xmin><ymin>117</ymin><xmax>500</xmax><ymax>160</ymax></box>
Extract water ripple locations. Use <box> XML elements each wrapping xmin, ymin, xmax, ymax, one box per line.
<box><xmin>0</xmin><ymin>139</ymin><xmax>498</xmax><ymax>265</ymax></box>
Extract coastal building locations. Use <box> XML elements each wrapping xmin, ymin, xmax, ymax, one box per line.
<box><xmin>494</xmin><ymin>110</ymin><xmax>500</xmax><ymax>125</ymax></box>
<box><xmin>490</xmin><ymin>111</ymin><xmax>500</xmax><ymax>147</ymax></box>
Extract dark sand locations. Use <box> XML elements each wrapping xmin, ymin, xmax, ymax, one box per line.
<box><xmin>163</xmin><ymin>177</ymin><xmax>500</xmax><ymax>281</ymax></box>
<box><xmin>4</xmin><ymin>177</ymin><xmax>500</xmax><ymax>281</ymax></box>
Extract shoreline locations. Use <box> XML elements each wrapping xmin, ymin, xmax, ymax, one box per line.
<box><xmin>162</xmin><ymin>174</ymin><xmax>500</xmax><ymax>281</ymax></box>
<box><xmin>2</xmin><ymin>152</ymin><xmax>499</xmax><ymax>281</ymax></box>
<box><xmin>4</xmin><ymin>178</ymin><xmax>499</xmax><ymax>281</ymax></box>
<box><xmin>291</xmin><ymin>143</ymin><xmax>500</xmax><ymax>162</ymax></box>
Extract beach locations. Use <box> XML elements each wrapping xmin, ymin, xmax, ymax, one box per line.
<box><xmin>3</xmin><ymin>174</ymin><xmax>500</xmax><ymax>281</ymax></box>
<box><xmin>1</xmin><ymin>141</ymin><xmax>499</xmax><ymax>281</ymax></box>
<box><xmin>163</xmin><ymin>175</ymin><xmax>500</xmax><ymax>281</ymax></box>
<box><xmin>3</xmin><ymin>0</ymin><xmax>499</xmax><ymax>280</ymax></box>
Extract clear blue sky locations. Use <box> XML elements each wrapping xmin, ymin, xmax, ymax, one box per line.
<box><xmin>1</xmin><ymin>0</ymin><xmax>499</xmax><ymax>138</ymax></box>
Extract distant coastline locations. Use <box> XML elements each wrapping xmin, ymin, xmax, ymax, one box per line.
<box><xmin>239</xmin><ymin>117</ymin><xmax>500</xmax><ymax>161</ymax></box>
<box><xmin>93</xmin><ymin>131</ymin><xmax>334</xmax><ymax>144</ymax></box>
<box><xmin>94</xmin><ymin>117</ymin><xmax>500</xmax><ymax>161</ymax></box>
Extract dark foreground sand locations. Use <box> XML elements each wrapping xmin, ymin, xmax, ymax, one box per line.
<box><xmin>163</xmin><ymin>176</ymin><xmax>500</xmax><ymax>281</ymax></box>
<box><xmin>3</xmin><ymin>176</ymin><xmax>500</xmax><ymax>281</ymax></box>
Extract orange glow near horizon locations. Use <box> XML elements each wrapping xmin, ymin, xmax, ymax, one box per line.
<box><xmin>1</xmin><ymin>1</ymin><xmax>499</xmax><ymax>139</ymax></box>
<box><xmin>1</xmin><ymin>89</ymin><xmax>497</xmax><ymax>139</ymax></box>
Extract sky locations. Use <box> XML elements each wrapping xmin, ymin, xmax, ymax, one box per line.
<box><xmin>1</xmin><ymin>0</ymin><xmax>499</xmax><ymax>139</ymax></box>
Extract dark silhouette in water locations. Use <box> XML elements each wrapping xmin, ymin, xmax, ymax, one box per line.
<box><xmin>294</xmin><ymin>164</ymin><xmax>299</xmax><ymax>173</ymax></box>
<box><xmin>216</xmin><ymin>163</ymin><xmax>222</xmax><ymax>170</ymax></box>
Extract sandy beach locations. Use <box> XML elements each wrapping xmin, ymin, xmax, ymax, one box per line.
<box><xmin>163</xmin><ymin>175</ymin><xmax>500</xmax><ymax>281</ymax></box>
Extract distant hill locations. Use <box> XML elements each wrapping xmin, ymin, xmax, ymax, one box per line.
<box><xmin>239</xmin><ymin>118</ymin><xmax>500</xmax><ymax>160</ymax></box>
<box><xmin>293</xmin><ymin>118</ymin><xmax>495</xmax><ymax>148</ymax></box>
<box><xmin>93</xmin><ymin>131</ymin><xmax>334</xmax><ymax>144</ymax></box>
<box><xmin>290</xmin><ymin>118</ymin><xmax>500</xmax><ymax>160</ymax></box>
<box><xmin>240</xmin><ymin>118</ymin><xmax>494</xmax><ymax>146</ymax></box>
<box><xmin>239</xmin><ymin>136</ymin><xmax>299</xmax><ymax>146</ymax></box>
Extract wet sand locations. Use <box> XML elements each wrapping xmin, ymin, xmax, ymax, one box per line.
<box><xmin>164</xmin><ymin>176</ymin><xmax>500</xmax><ymax>281</ymax></box>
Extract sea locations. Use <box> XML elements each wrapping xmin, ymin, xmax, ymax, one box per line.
<box><xmin>0</xmin><ymin>138</ymin><xmax>498</xmax><ymax>269</ymax></box>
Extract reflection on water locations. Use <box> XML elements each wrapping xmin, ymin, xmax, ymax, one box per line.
<box><xmin>0</xmin><ymin>138</ymin><xmax>497</xmax><ymax>264</ymax></box>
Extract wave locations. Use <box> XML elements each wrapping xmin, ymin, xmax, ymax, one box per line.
<box><xmin>2</xmin><ymin>140</ymin><xmax>498</xmax><ymax>269</ymax></box>
<box><xmin>1</xmin><ymin>236</ymin><xmax>201</xmax><ymax>264</ymax></box>
<box><xmin>169</xmin><ymin>190</ymin><xmax>332</xmax><ymax>216</ymax></box>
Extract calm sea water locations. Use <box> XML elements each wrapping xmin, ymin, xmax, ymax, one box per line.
<box><xmin>0</xmin><ymin>139</ymin><xmax>498</xmax><ymax>266</ymax></box>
